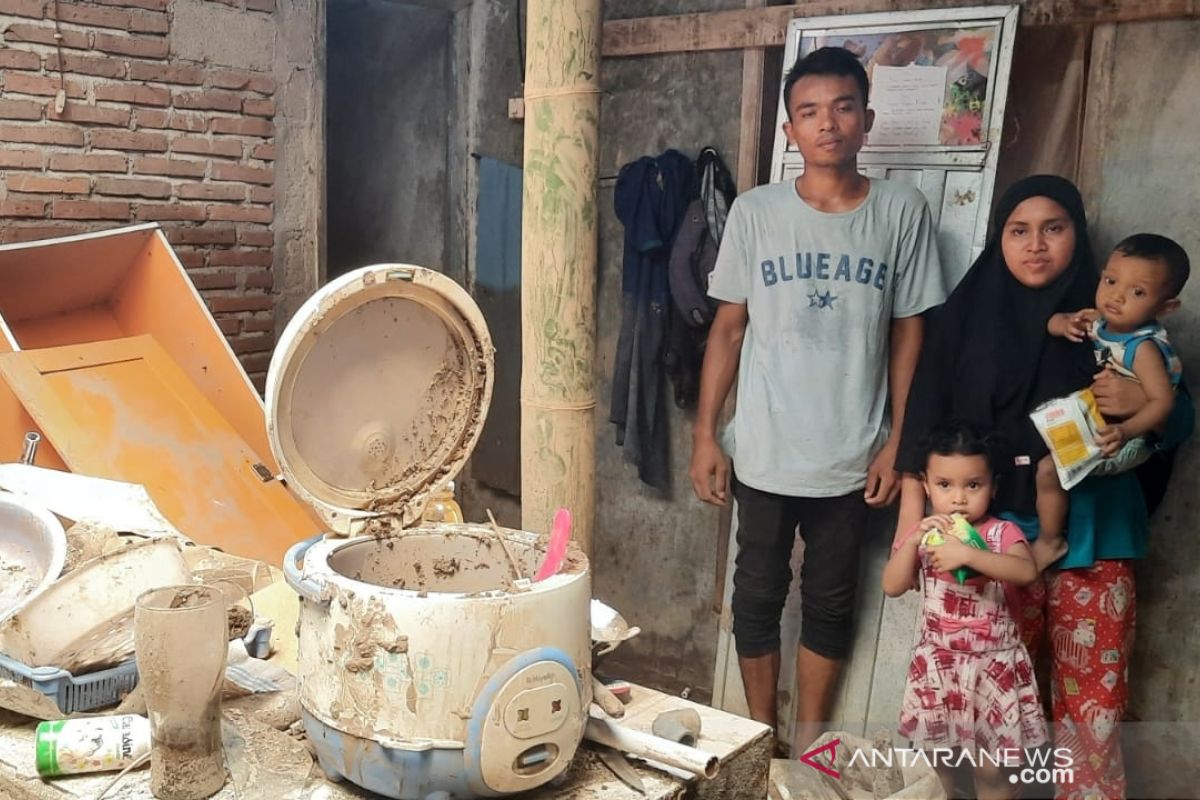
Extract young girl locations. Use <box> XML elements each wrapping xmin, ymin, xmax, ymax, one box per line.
<box><xmin>882</xmin><ymin>420</ymin><xmax>1046</xmax><ymax>800</ymax></box>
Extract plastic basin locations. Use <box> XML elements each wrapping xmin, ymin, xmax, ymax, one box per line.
<box><xmin>0</xmin><ymin>492</ymin><xmax>66</xmax><ymax>624</ymax></box>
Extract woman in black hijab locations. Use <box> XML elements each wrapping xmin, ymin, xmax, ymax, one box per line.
<box><xmin>896</xmin><ymin>174</ymin><xmax>1098</xmax><ymax>515</ymax></box>
<box><xmin>892</xmin><ymin>175</ymin><xmax>1192</xmax><ymax>799</ymax></box>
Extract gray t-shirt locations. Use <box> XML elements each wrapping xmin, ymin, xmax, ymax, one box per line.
<box><xmin>708</xmin><ymin>178</ymin><xmax>946</xmax><ymax>497</ymax></box>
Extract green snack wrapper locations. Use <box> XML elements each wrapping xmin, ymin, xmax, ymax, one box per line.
<box><xmin>920</xmin><ymin>515</ymin><xmax>989</xmax><ymax>584</ymax></box>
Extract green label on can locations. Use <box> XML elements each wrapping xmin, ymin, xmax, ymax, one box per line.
<box><xmin>35</xmin><ymin>720</ymin><xmax>65</xmax><ymax>776</ymax></box>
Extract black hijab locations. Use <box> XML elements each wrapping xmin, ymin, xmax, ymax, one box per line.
<box><xmin>897</xmin><ymin>175</ymin><xmax>1099</xmax><ymax>514</ymax></box>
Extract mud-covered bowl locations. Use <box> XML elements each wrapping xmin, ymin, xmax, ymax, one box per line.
<box><xmin>0</xmin><ymin>492</ymin><xmax>65</xmax><ymax>625</ymax></box>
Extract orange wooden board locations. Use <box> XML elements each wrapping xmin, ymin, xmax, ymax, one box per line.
<box><xmin>0</xmin><ymin>335</ymin><xmax>321</xmax><ymax>565</ymax></box>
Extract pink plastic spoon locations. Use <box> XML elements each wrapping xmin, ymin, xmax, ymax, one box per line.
<box><xmin>534</xmin><ymin>508</ymin><xmax>572</xmax><ymax>582</ymax></box>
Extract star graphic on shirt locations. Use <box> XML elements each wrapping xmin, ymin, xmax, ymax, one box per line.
<box><xmin>808</xmin><ymin>289</ymin><xmax>837</xmax><ymax>309</ymax></box>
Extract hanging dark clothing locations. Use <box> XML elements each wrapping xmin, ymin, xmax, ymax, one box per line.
<box><xmin>896</xmin><ymin>175</ymin><xmax>1098</xmax><ymax>515</ymax></box>
<box><xmin>664</xmin><ymin>147</ymin><xmax>737</xmax><ymax>409</ymax></box>
<box><xmin>611</xmin><ymin>149</ymin><xmax>693</xmax><ymax>489</ymax></box>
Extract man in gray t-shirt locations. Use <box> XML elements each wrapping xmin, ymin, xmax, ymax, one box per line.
<box><xmin>690</xmin><ymin>47</ymin><xmax>946</xmax><ymax>752</ymax></box>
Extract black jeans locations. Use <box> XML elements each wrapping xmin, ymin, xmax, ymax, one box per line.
<box><xmin>731</xmin><ymin>475</ymin><xmax>869</xmax><ymax>660</ymax></box>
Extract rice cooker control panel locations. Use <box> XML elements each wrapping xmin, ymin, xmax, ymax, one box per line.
<box><xmin>478</xmin><ymin>659</ymin><xmax>583</xmax><ymax>793</ymax></box>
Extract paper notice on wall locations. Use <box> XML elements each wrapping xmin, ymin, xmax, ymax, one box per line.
<box><xmin>868</xmin><ymin>65</ymin><xmax>948</xmax><ymax>146</ymax></box>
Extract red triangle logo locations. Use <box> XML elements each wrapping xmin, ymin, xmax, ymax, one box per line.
<box><xmin>798</xmin><ymin>737</ymin><xmax>841</xmax><ymax>780</ymax></box>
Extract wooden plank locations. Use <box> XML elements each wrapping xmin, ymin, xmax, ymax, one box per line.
<box><xmin>602</xmin><ymin>0</ymin><xmax>1200</xmax><ymax>57</ymax></box>
<box><xmin>1076</xmin><ymin>24</ymin><xmax>1118</xmax><ymax>227</ymax></box>
<box><xmin>866</xmin><ymin>586</ymin><xmax>921</xmax><ymax>742</ymax></box>
<box><xmin>736</xmin><ymin>0</ymin><xmax>768</xmax><ymax>194</ymax></box>
<box><xmin>936</xmin><ymin>169</ymin><xmax>987</xmax><ymax>281</ymax></box>
<box><xmin>710</xmin><ymin>504</ymin><xmax>748</xmax><ymax>715</ymax></box>
<box><xmin>829</xmin><ymin>514</ymin><xmax>893</xmax><ymax>738</ymax></box>
<box><xmin>774</xmin><ymin>536</ymin><xmax>806</xmax><ymax>749</ymax></box>
<box><xmin>712</xmin><ymin>0</ymin><xmax>768</xmax><ymax>621</ymax></box>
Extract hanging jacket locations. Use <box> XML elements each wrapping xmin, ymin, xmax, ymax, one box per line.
<box><xmin>611</xmin><ymin>149</ymin><xmax>693</xmax><ymax>489</ymax></box>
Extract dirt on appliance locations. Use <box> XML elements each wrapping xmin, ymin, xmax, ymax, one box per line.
<box><xmin>63</xmin><ymin>519</ymin><xmax>123</xmax><ymax>573</ymax></box>
<box><xmin>360</xmin><ymin>341</ymin><xmax>489</xmax><ymax>527</ymax></box>
<box><xmin>338</xmin><ymin>515</ymin><xmax>580</xmax><ymax>598</ymax></box>
<box><xmin>534</xmin><ymin>532</ymin><xmax>588</xmax><ymax>574</ymax></box>
<box><xmin>432</xmin><ymin>556</ymin><xmax>460</xmax><ymax>577</ymax></box>
<box><xmin>333</xmin><ymin>594</ymin><xmax>407</xmax><ymax>674</ymax></box>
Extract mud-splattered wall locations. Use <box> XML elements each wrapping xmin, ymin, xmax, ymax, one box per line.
<box><xmin>1082</xmin><ymin>20</ymin><xmax>1200</xmax><ymax>791</ymax></box>
<box><xmin>586</xmin><ymin>0</ymin><xmax>748</xmax><ymax>700</ymax></box>
<box><xmin>455</xmin><ymin>0</ymin><xmax>750</xmax><ymax>699</ymax></box>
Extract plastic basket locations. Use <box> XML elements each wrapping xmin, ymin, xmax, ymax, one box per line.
<box><xmin>0</xmin><ymin>652</ymin><xmax>139</xmax><ymax>714</ymax></box>
<box><xmin>0</xmin><ymin>622</ymin><xmax>273</xmax><ymax>714</ymax></box>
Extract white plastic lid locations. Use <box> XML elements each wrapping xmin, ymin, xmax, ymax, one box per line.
<box><xmin>265</xmin><ymin>265</ymin><xmax>494</xmax><ymax>533</ymax></box>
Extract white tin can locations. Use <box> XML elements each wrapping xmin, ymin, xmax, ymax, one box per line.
<box><xmin>35</xmin><ymin>714</ymin><xmax>151</xmax><ymax>776</ymax></box>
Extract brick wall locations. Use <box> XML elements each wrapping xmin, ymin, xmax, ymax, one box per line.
<box><xmin>0</xmin><ymin>0</ymin><xmax>282</xmax><ymax>387</ymax></box>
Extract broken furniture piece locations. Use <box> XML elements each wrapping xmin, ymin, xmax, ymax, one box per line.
<box><xmin>0</xmin><ymin>225</ymin><xmax>321</xmax><ymax>565</ymax></box>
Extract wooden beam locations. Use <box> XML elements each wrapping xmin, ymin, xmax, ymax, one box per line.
<box><xmin>1076</xmin><ymin>24</ymin><xmax>1118</xmax><ymax>227</ymax></box>
<box><xmin>736</xmin><ymin>0</ymin><xmax>767</xmax><ymax>194</ymax></box>
<box><xmin>601</xmin><ymin>0</ymin><xmax>1200</xmax><ymax>57</ymax></box>
<box><xmin>714</xmin><ymin>0</ymin><xmax>766</xmax><ymax>617</ymax></box>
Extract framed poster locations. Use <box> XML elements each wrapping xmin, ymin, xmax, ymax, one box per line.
<box><xmin>795</xmin><ymin>22</ymin><xmax>1002</xmax><ymax>148</ymax></box>
<box><xmin>773</xmin><ymin>6</ymin><xmax>1019</xmax><ymax>159</ymax></box>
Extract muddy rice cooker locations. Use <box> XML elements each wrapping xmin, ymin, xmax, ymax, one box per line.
<box><xmin>268</xmin><ymin>265</ymin><xmax>592</xmax><ymax>800</ymax></box>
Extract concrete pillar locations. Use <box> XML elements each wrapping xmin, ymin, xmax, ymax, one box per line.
<box><xmin>519</xmin><ymin>0</ymin><xmax>601</xmax><ymax>554</ymax></box>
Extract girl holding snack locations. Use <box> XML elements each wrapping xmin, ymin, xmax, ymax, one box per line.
<box><xmin>884</xmin><ymin>420</ymin><xmax>1044</xmax><ymax>800</ymax></box>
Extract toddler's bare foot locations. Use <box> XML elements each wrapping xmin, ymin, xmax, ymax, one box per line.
<box><xmin>1031</xmin><ymin>536</ymin><xmax>1068</xmax><ymax>571</ymax></box>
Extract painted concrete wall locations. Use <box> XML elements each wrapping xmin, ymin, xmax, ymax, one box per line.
<box><xmin>453</xmin><ymin>0</ymin><xmax>526</xmax><ymax>529</ymax></box>
<box><xmin>588</xmin><ymin>0</ymin><xmax>747</xmax><ymax>700</ymax></box>
<box><xmin>452</xmin><ymin>0</ymin><xmax>748</xmax><ymax>698</ymax></box>
<box><xmin>326</xmin><ymin>0</ymin><xmax>453</xmax><ymax>280</ymax></box>
<box><xmin>1084</xmin><ymin>20</ymin><xmax>1200</xmax><ymax>724</ymax></box>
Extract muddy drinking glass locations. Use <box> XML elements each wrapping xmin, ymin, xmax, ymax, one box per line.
<box><xmin>134</xmin><ymin>585</ymin><xmax>227</xmax><ymax>800</ymax></box>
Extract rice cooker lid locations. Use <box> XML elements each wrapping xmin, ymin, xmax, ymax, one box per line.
<box><xmin>264</xmin><ymin>265</ymin><xmax>494</xmax><ymax>533</ymax></box>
